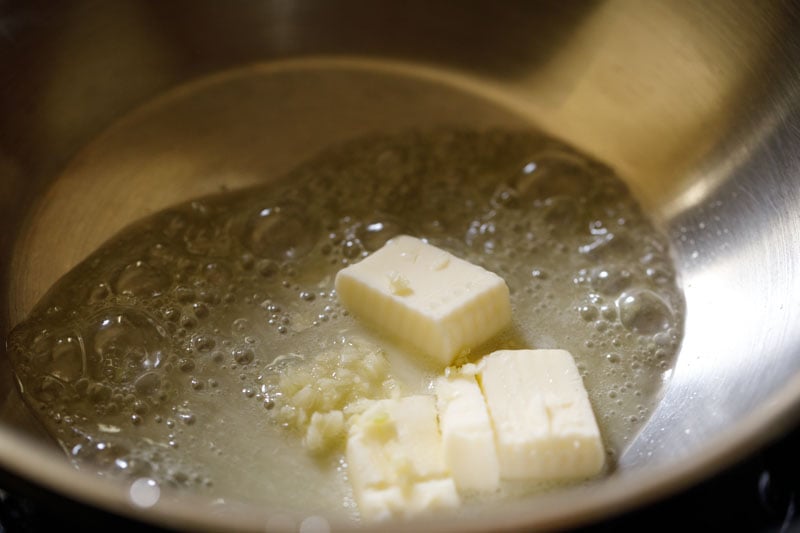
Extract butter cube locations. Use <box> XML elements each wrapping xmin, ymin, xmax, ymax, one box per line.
<box><xmin>435</xmin><ymin>373</ymin><xmax>500</xmax><ymax>492</ymax></box>
<box><xmin>355</xmin><ymin>480</ymin><xmax>460</xmax><ymax>523</ymax></box>
<box><xmin>335</xmin><ymin>236</ymin><xmax>511</xmax><ymax>365</ymax></box>
<box><xmin>477</xmin><ymin>349</ymin><xmax>605</xmax><ymax>480</ymax></box>
<box><xmin>346</xmin><ymin>395</ymin><xmax>459</xmax><ymax>521</ymax></box>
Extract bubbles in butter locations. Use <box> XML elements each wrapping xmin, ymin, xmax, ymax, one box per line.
<box><xmin>7</xmin><ymin>129</ymin><xmax>684</xmax><ymax>517</ymax></box>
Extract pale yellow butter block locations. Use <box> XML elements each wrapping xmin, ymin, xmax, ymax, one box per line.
<box><xmin>335</xmin><ymin>235</ymin><xmax>511</xmax><ymax>365</ymax></box>
<box><xmin>346</xmin><ymin>395</ymin><xmax>459</xmax><ymax>521</ymax></box>
<box><xmin>477</xmin><ymin>349</ymin><xmax>605</xmax><ymax>480</ymax></box>
<box><xmin>435</xmin><ymin>373</ymin><xmax>500</xmax><ymax>492</ymax></box>
<box><xmin>355</xmin><ymin>480</ymin><xmax>459</xmax><ymax>523</ymax></box>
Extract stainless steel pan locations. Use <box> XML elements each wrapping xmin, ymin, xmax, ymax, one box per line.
<box><xmin>2</xmin><ymin>1</ymin><xmax>800</xmax><ymax>530</ymax></box>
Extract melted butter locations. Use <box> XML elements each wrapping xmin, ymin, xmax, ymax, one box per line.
<box><xmin>7</xmin><ymin>129</ymin><xmax>683</xmax><ymax>519</ymax></box>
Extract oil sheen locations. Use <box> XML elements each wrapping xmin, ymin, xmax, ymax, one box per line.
<box><xmin>7</xmin><ymin>129</ymin><xmax>684</xmax><ymax>519</ymax></box>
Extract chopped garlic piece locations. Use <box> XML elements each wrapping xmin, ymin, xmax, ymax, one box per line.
<box><xmin>266</xmin><ymin>339</ymin><xmax>398</xmax><ymax>453</ymax></box>
<box><xmin>304</xmin><ymin>410</ymin><xmax>345</xmax><ymax>454</ymax></box>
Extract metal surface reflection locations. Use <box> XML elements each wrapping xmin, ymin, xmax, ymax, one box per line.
<box><xmin>1</xmin><ymin>0</ymin><xmax>799</xmax><ymax>531</ymax></box>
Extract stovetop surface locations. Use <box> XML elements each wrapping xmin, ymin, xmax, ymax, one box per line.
<box><xmin>2</xmin><ymin>423</ymin><xmax>800</xmax><ymax>532</ymax></box>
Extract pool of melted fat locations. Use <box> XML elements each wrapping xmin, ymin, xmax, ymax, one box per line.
<box><xmin>7</xmin><ymin>129</ymin><xmax>683</xmax><ymax>521</ymax></box>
